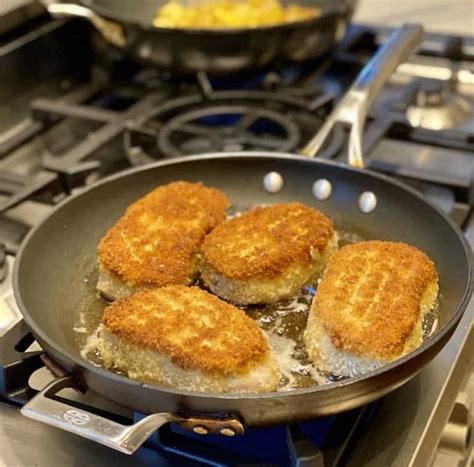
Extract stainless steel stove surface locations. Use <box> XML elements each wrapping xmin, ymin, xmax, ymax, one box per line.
<box><xmin>0</xmin><ymin>11</ymin><xmax>472</xmax><ymax>467</ymax></box>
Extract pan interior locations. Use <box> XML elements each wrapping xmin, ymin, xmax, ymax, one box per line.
<box><xmin>84</xmin><ymin>0</ymin><xmax>346</xmax><ymax>29</ymax></box>
<box><xmin>15</xmin><ymin>155</ymin><xmax>471</xmax><ymax>396</ymax></box>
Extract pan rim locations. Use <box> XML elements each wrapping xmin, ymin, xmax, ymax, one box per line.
<box><xmin>82</xmin><ymin>0</ymin><xmax>349</xmax><ymax>35</ymax></box>
<box><xmin>13</xmin><ymin>152</ymin><xmax>473</xmax><ymax>402</ymax></box>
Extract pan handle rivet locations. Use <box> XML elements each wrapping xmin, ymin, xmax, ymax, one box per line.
<box><xmin>263</xmin><ymin>171</ymin><xmax>284</xmax><ymax>193</ymax></box>
<box><xmin>358</xmin><ymin>191</ymin><xmax>378</xmax><ymax>213</ymax></box>
<box><xmin>193</xmin><ymin>425</ymin><xmax>209</xmax><ymax>435</ymax></box>
<box><xmin>312</xmin><ymin>179</ymin><xmax>332</xmax><ymax>200</ymax></box>
<box><xmin>220</xmin><ymin>427</ymin><xmax>236</xmax><ymax>437</ymax></box>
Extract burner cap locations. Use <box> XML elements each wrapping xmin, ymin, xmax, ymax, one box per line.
<box><xmin>407</xmin><ymin>81</ymin><xmax>471</xmax><ymax>130</ymax></box>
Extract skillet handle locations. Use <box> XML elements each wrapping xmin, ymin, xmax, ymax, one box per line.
<box><xmin>301</xmin><ymin>23</ymin><xmax>424</xmax><ymax>167</ymax></box>
<box><xmin>21</xmin><ymin>376</ymin><xmax>245</xmax><ymax>454</ymax></box>
<box><xmin>21</xmin><ymin>376</ymin><xmax>178</xmax><ymax>454</ymax></box>
<box><xmin>39</xmin><ymin>2</ymin><xmax>126</xmax><ymax>47</ymax></box>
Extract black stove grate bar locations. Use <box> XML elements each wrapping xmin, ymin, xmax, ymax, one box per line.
<box><xmin>0</xmin><ymin>170</ymin><xmax>60</xmax><ymax>212</ymax></box>
<box><xmin>196</xmin><ymin>70</ymin><xmax>214</xmax><ymax>99</ymax></box>
<box><xmin>335</xmin><ymin>25</ymin><xmax>474</xmax><ymax>74</ymax></box>
<box><xmin>0</xmin><ymin>171</ymin><xmax>33</xmax><ymax>194</ymax></box>
<box><xmin>288</xmin><ymin>426</ymin><xmax>325</xmax><ymax>466</ymax></box>
<box><xmin>0</xmin><ymin>321</ymin><xmax>42</xmax><ymax>404</ymax></box>
<box><xmin>31</xmin><ymin>99</ymin><xmax>119</xmax><ymax>123</ymax></box>
<box><xmin>123</xmin><ymin>88</ymin><xmax>343</xmax><ymax>165</ymax></box>
<box><xmin>0</xmin><ymin>82</ymin><xmax>104</xmax><ymax>158</ymax></box>
<box><xmin>307</xmin><ymin>92</ymin><xmax>336</xmax><ymax>113</ymax></box>
<box><xmin>451</xmin><ymin>203</ymin><xmax>472</xmax><ymax>228</ymax></box>
<box><xmin>0</xmin><ymin>118</ymin><xmax>43</xmax><ymax>158</ymax></box>
<box><xmin>0</xmin><ymin>217</ymin><xmax>29</xmax><ymax>254</ymax></box>
<box><xmin>41</xmin><ymin>91</ymin><xmax>170</xmax><ymax>181</ymax></box>
<box><xmin>364</xmin><ymin>118</ymin><xmax>474</xmax><ymax>204</ymax></box>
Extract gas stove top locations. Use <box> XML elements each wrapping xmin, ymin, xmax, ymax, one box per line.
<box><xmin>0</xmin><ymin>13</ymin><xmax>472</xmax><ymax>467</ymax></box>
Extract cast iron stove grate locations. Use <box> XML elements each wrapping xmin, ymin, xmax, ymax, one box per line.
<box><xmin>124</xmin><ymin>88</ymin><xmax>344</xmax><ymax>165</ymax></box>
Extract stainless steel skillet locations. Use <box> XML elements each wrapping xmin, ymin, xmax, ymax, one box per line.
<box><xmin>40</xmin><ymin>0</ymin><xmax>357</xmax><ymax>74</ymax></box>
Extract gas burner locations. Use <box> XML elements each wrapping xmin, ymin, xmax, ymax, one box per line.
<box><xmin>158</xmin><ymin>105</ymin><xmax>301</xmax><ymax>156</ymax></box>
<box><xmin>406</xmin><ymin>80</ymin><xmax>471</xmax><ymax>130</ymax></box>
<box><xmin>124</xmin><ymin>91</ymin><xmax>344</xmax><ymax>165</ymax></box>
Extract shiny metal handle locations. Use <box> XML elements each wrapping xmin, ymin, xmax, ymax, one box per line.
<box><xmin>352</xmin><ymin>24</ymin><xmax>424</xmax><ymax>109</ymax></box>
<box><xmin>21</xmin><ymin>375</ymin><xmax>246</xmax><ymax>454</ymax></box>
<box><xmin>21</xmin><ymin>376</ymin><xmax>178</xmax><ymax>454</ymax></box>
<box><xmin>45</xmin><ymin>2</ymin><xmax>93</xmax><ymax>20</ymax></box>
<box><xmin>301</xmin><ymin>24</ymin><xmax>424</xmax><ymax>167</ymax></box>
<box><xmin>40</xmin><ymin>2</ymin><xmax>126</xmax><ymax>47</ymax></box>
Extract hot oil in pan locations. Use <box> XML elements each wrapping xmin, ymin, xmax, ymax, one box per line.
<box><xmin>245</xmin><ymin>227</ymin><xmax>372</xmax><ymax>390</ymax></box>
<box><xmin>246</xmin><ymin>288</ymin><xmax>322</xmax><ymax>389</ymax></box>
<box><xmin>74</xmin><ymin>270</ymin><xmax>110</xmax><ymax>368</ymax></box>
<box><xmin>74</xmin><ymin>222</ymin><xmax>440</xmax><ymax>391</ymax></box>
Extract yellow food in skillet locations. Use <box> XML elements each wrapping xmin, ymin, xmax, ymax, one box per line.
<box><xmin>153</xmin><ymin>0</ymin><xmax>320</xmax><ymax>28</ymax></box>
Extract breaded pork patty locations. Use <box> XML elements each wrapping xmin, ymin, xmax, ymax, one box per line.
<box><xmin>200</xmin><ymin>202</ymin><xmax>337</xmax><ymax>305</ymax></box>
<box><xmin>97</xmin><ymin>181</ymin><xmax>229</xmax><ymax>300</ymax></box>
<box><xmin>304</xmin><ymin>241</ymin><xmax>439</xmax><ymax>377</ymax></box>
<box><xmin>91</xmin><ymin>286</ymin><xmax>279</xmax><ymax>393</ymax></box>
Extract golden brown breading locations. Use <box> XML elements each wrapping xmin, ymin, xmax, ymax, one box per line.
<box><xmin>199</xmin><ymin>203</ymin><xmax>336</xmax><ymax>304</ymax></box>
<box><xmin>202</xmin><ymin>203</ymin><xmax>334</xmax><ymax>280</ymax></box>
<box><xmin>98</xmin><ymin>181</ymin><xmax>229</xmax><ymax>288</ymax></box>
<box><xmin>101</xmin><ymin>286</ymin><xmax>272</xmax><ymax>376</ymax></box>
<box><xmin>307</xmin><ymin>241</ymin><xmax>439</xmax><ymax>362</ymax></box>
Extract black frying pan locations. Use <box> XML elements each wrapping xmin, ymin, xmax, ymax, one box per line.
<box><xmin>41</xmin><ymin>0</ymin><xmax>357</xmax><ymax>73</ymax></box>
<box><xmin>14</xmin><ymin>26</ymin><xmax>472</xmax><ymax>454</ymax></box>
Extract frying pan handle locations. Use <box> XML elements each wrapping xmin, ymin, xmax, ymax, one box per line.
<box><xmin>301</xmin><ymin>24</ymin><xmax>424</xmax><ymax>167</ymax></box>
<box><xmin>350</xmin><ymin>24</ymin><xmax>424</xmax><ymax>110</ymax></box>
<box><xmin>39</xmin><ymin>2</ymin><xmax>126</xmax><ymax>47</ymax></box>
<box><xmin>21</xmin><ymin>376</ymin><xmax>245</xmax><ymax>454</ymax></box>
<box><xmin>21</xmin><ymin>376</ymin><xmax>178</xmax><ymax>454</ymax></box>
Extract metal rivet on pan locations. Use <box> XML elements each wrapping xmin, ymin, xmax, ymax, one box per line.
<box><xmin>263</xmin><ymin>171</ymin><xmax>284</xmax><ymax>193</ymax></box>
<box><xmin>220</xmin><ymin>428</ymin><xmax>236</xmax><ymax>437</ymax></box>
<box><xmin>358</xmin><ymin>191</ymin><xmax>378</xmax><ymax>213</ymax></box>
<box><xmin>312</xmin><ymin>179</ymin><xmax>332</xmax><ymax>200</ymax></box>
<box><xmin>193</xmin><ymin>426</ymin><xmax>209</xmax><ymax>435</ymax></box>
